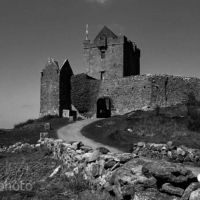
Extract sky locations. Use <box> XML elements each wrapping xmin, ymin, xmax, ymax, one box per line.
<box><xmin>0</xmin><ymin>0</ymin><xmax>200</xmax><ymax>128</ymax></box>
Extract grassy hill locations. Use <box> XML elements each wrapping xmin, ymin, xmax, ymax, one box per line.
<box><xmin>81</xmin><ymin>107</ymin><xmax>200</xmax><ymax>152</ymax></box>
<box><xmin>0</xmin><ymin>116</ymin><xmax>69</xmax><ymax>147</ymax></box>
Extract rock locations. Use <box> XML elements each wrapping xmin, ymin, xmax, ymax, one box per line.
<box><xmin>104</xmin><ymin>160</ymin><xmax>117</xmax><ymax>169</ymax></box>
<box><xmin>71</xmin><ymin>141</ymin><xmax>83</xmax><ymax>150</ymax></box>
<box><xmin>87</xmin><ymin>149</ymin><xmax>106</xmax><ymax>162</ymax></box>
<box><xmin>62</xmin><ymin>142</ymin><xmax>71</xmax><ymax>149</ymax></box>
<box><xmin>177</xmin><ymin>148</ymin><xmax>186</xmax><ymax>156</ymax></box>
<box><xmin>90</xmin><ymin>163</ymin><xmax>100</xmax><ymax>177</ymax></box>
<box><xmin>80</xmin><ymin>145</ymin><xmax>93</xmax><ymax>152</ymax></box>
<box><xmin>121</xmin><ymin>185</ymin><xmax>135</xmax><ymax>199</ymax></box>
<box><xmin>82</xmin><ymin>152</ymin><xmax>93</xmax><ymax>160</ymax></box>
<box><xmin>144</xmin><ymin>160</ymin><xmax>195</xmax><ymax>184</ymax></box>
<box><xmin>95</xmin><ymin>147</ymin><xmax>110</xmax><ymax>154</ymax></box>
<box><xmin>44</xmin><ymin>123</ymin><xmax>51</xmax><ymax>130</ymax></box>
<box><xmin>152</xmin><ymin>144</ymin><xmax>165</xmax><ymax>151</ymax></box>
<box><xmin>167</xmin><ymin>141</ymin><xmax>174</xmax><ymax>146</ymax></box>
<box><xmin>181</xmin><ymin>182</ymin><xmax>200</xmax><ymax>200</ymax></box>
<box><xmin>161</xmin><ymin>183</ymin><xmax>184</xmax><ymax>196</ymax></box>
<box><xmin>109</xmin><ymin>159</ymin><xmax>157</xmax><ymax>198</ymax></box>
<box><xmin>114</xmin><ymin>153</ymin><xmax>134</xmax><ymax>163</ymax></box>
<box><xmin>138</xmin><ymin>142</ymin><xmax>145</xmax><ymax>148</ymax></box>
<box><xmin>65</xmin><ymin>171</ymin><xmax>74</xmax><ymax>178</ymax></box>
<box><xmin>40</xmin><ymin>132</ymin><xmax>49</xmax><ymax>140</ymax></box>
<box><xmin>133</xmin><ymin>191</ymin><xmax>180</xmax><ymax>200</ymax></box>
<box><xmin>189</xmin><ymin>188</ymin><xmax>200</xmax><ymax>200</ymax></box>
<box><xmin>76</xmin><ymin>149</ymin><xmax>82</xmax><ymax>154</ymax></box>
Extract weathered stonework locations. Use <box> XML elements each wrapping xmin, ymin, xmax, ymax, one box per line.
<box><xmin>71</xmin><ymin>74</ymin><xmax>200</xmax><ymax>118</ymax></box>
<box><xmin>40</xmin><ymin>58</ymin><xmax>73</xmax><ymax>117</ymax></box>
<box><xmin>40</xmin><ymin>26</ymin><xmax>200</xmax><ymax>119</ymax></box>
<box><xmin>83</xmin><ymin>26</ymin><xmax>140</xmax><ymax>80</ymax></box>
<box><xmin>40</xmin><ymin>58</ymin><xmax>60</xmax><ymax>117</ymax></box>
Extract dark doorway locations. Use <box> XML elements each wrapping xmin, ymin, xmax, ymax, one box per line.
<box><xmin>97</xmin><ymin>98</ymin><xmax>111</xmax><ymax>118</ymax></box>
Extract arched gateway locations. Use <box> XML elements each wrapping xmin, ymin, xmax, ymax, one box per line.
<box><xmin>96</xmin><ymin>97</ymin><xmax>111</xmax><ymax>118</ymax></box>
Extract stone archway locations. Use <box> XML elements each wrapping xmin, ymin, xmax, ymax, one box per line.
<box><xmin>97</xmin><ymin>97</ymin><xmax>111</xmax><ymax>118</ymax></box>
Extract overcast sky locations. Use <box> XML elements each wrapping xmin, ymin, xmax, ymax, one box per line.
<box><xmin>0</xmin><ymin>0</ymin><xmax>200</xmax><ymax>128</ymax></box>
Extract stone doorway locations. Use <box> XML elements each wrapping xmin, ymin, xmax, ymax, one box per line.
<box><xmin>97</xmin><ymin>98</ymin><xmax>111</xmax><ymax>118</ymax></box>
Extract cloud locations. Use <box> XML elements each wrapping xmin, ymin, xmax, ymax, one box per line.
<box><xmin>86</xmin><ymin>0</ymin><xmax>111</xmax><ymax>4</ymax></box>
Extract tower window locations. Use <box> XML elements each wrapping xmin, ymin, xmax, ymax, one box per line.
<box><xmin>101</xmin><ymin>50</ymin><xmax>106</xmax><ymax>59</ymax></box>
<box><xmin>100</xmin><ymin>71</ymin><xmax>105</xmax><ymax>80</ymax></box>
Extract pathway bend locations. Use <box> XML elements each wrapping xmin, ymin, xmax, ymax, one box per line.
<box><xmin>57</xmin><ymin>118</ymin><xmax>122</xmax><ymax>153</ymax></box>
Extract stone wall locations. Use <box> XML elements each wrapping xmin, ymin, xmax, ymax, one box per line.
<box><xmin>133</xmin><ymin>141</ymin><xmax>200</xmax><ymax>167</ymax></box>
<box><xmin>40</xmin><ymin>59</ymin><xmax>60</xmax><ymax>117</ymax></box>
<box><xmin>2</xmin><ymin>136</ymin><xmax>200</xmax><ymax>199</ymax></box>
<box><xmin>70</xmin><ymin>74</ymin><xmax>200</xmax><ymax>118</ymax></box>
<box><xmin>99</xmin><ymin>75</ymin><xmax>152</xmax><ymax>115</ymax></box>
<box><xmin>149</xmin><ymin>74</ymin><xmax>200</xmax><ymax>108</ymax></box>
<box><xmin>36</xmin><ymin>136</ymin><xmax>200</xmax><ymax>199</ymax></box>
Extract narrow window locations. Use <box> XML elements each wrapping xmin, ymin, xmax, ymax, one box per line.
<box><xmin>100</xmin><ymin>71</ymin><xmax>105</xmax><ymax>80</ymax></box>
<box><xmin>101</xmin><ymin>50</ymin><xmax>106</xmax><ymax>59</ymax></box>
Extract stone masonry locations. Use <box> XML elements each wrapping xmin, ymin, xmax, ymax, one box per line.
<box><xmin>40</xmin><ymin>26</ymin><xmax>200</xmax><ymax>119</ymax></box>
<box><xmin>40</xmin><ymin>58</ymin><xmax>73</xmax><ymax>117</ymax></box>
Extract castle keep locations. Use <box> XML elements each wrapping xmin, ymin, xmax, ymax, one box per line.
<box><xmin>40</xmin><ymin>26</ymin><xmax>200</xmax><ymax>118</ymax></box>
<box><xmin>83</xmin><ymin>26</ymin><xmax>140</xmax><ymax>80</ymax></box>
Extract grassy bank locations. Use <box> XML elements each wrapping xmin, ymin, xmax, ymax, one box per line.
<box><xmin>81</xmin><ymin>109</ymin><xmax>200</xmax><ymax>152</ymax></box>
<box><xmin>0</xmin><ymin>116</ymin><xmax>70</xmax><ymax>147</ymax></box>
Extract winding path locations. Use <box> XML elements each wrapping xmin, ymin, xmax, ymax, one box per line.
<box><xmin>57</xmin><ymin>119</ymin><xmax>200</xmax><ymax>176</ymax></box>
<box><xmin>57</xmin><ymin>118</ymin><xmax>123</xmax><ymax>153</ymax></box>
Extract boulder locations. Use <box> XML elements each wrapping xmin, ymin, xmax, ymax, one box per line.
<box><xmin>161</xmin><ymin>183</ymin><xmax>184</xmax><ymax>196</ymax></box>
<box><xmin>133</xmin><ymin>191</ymin><xmax>180</xmax><ymax>200</ymax></box>
<box><xmin>181</xmin><ymin>182</ymin><xmax>200</xmax><ymax>200</ymax></box>
<box><xmin>104</xmin><ymin>160</ymin><xmax>117</xmax><ymax>169</ymax></box>
<box><xmin>138</xmin><ymin>142</ymin><xmax>145</xmax><ymax>148</ymax></box>
<box><xmin>96</xmin><ymin>147</ymin><xmax>110</xmax><ymax>154</ymax></box>
<box><xmin>109</xmin><ymin>159</ymin><xmax>157</xmax><ymax>198</ymax></box>
<box><xmin>177</xmin><ymin>148</ymin><xmax>186</xmax><ymax>156</ymax></box>
<box><xmin>144</xmin><ymin>160</ymin><xmax>195</xmax><ymax>184</ymax></box>
<box><xmin>71</xmin><ymin>141</ymin><xmax>83</xmax><ymax>150</ymax></box>
<box><xmin>87</xmin><ymin>148</ymin><xmax>109</xmax><ymax>163</ymax></box>
<box><xmin>189</xmin><ymin>188</ymin><xmax>200</xmax><ymax>200</ymax></box>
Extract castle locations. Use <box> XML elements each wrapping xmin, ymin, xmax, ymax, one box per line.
<box><xmin>40</xmin><ymin>26</ymin><xmax>200</xmax><ymax>119</ymax></box>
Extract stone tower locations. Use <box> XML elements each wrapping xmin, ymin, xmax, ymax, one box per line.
<box><xmin>40</xmin><ymin>58</ymin><xmax>73</xmax><ymax>117</ymax></box>
<box><xmin>83</xmin><ymin>26</ymin><xmax>140</xmax><ymax>80</ymax></box>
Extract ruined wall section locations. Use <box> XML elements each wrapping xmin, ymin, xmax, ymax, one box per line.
<box><xmin>40</xmin><ymin>60</ymin><xmax>60</xmax><ymax>117</ymax></box>
<box><xmin>149</xmin><ymin>75</ymin><xmax>200</xmax><ymax>108</ymax></box>
<box><xmin>59</xmin><ymin>60</ymin><xmax>73</xmax><ymax>116</ymax></box>
<box><xmin>70</xmin><ymin>73</ymin><xmax>200</xmax><ymax>118</ymax></box>
<box><xmin>83</xmin><ymin>36</ymin><xmax>124</xmax><ymax>80</ymax></box>
<box><xmin>99</xmin><ymin>75</ymin><xmax>152</xmax><ymax>115</ymax></box>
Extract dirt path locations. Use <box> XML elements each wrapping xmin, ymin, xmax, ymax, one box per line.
<box><xmin>57</xmin><ymin>119</ymin><xmax>200</xmax><ymax>176</ymax></box>
<box><xmin>57</xmin><ymin>119</ymin><xmax>123</xmax><ymax>153</ymax></box>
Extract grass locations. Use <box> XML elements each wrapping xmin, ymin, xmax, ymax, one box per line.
<box><xmin>0</xmin><ymin>147</ymin><xmax>115</xmax><ymax>200</ymax></box>
<box><xmin>81</xmin><ymin>107</ymin><xmax>200</xmax><ymax>152</ymax></box>
<box><xmin>0</xmin><ymin>116</ymin><xmax>70</xmax><ymax>147</ymax></box>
